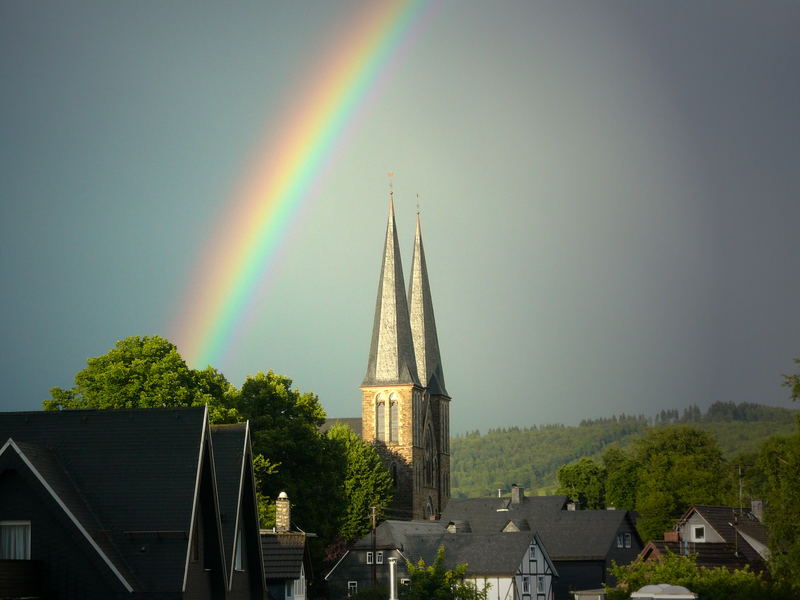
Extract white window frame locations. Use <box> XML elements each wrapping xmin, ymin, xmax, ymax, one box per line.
<box><xmin>616</xmin><ymin>533</ymin><xmax>623</xmax><ymax>548</ymax></box>
<box><xmin>693</xmin><ymin>526</ymin><xmax>705</xmax><ymax>542</ymax></box>
<box><xmin>537</xmin><ymin>575</ymin><xmax>545</xmax><ymax>593</ymax></box>
<box><xmin>366</xmin><ymin>551</ymin><xmax>374</xmax><ymax>564</ymax></box>
<box><xmin>347</xmin><ymin>581</ymin><xmax>358</xmax><ymax>596</ymax></box>
<box><xmin>0</xmin><ymin>521</ymin><xmax>31</xmax><ymax>560</ymax></box>
<box><xmin>624</xmin><ymin>532</ymin><xmax>632</xmax><ymax>548</ymax></box>
<box><xmin>522</xmin><ymin>575</ymin><xmax>530</xmax><ymax>593</ymax></box>
<box><xmin>376</xmin><ymin>550</ymin><xmax>384</xmax><ymax>564</ymax></box>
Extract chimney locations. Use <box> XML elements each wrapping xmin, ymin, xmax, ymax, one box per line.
<box><xmin>751</xmin><ymin>499</ymin><xmax>764</xmax><ymax>522</ymax></box>
<box><xmin>511</xmin><ymin>484</ymin><xmax>524</xmax><ymax>504</ymax></box>
<box><xmin>275</xmin><ymin>491</ymin><xmax>291</xmax><ymax>532</ymax></box>
<box><xmin>566</xmin><ymin>500</ymin><xmax>580</xmax><ymax>511</ymax></box>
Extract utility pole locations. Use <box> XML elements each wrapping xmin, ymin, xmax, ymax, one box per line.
<box><xmin>371</xmin><ymin>505</ymin><xmax>377</xmax><ymax>587</ymax></box>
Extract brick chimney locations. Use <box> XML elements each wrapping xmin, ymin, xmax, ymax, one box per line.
<box><xmin>511</xmin><ymin>484</ymin><xmax>524</xmax><ymax>504</ymax></box>
<box><xmin>275</xmin><ymin>491</ymin><xmax>291</xmax><ymax>532</ymax></box>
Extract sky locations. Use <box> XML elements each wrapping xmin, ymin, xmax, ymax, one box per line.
<box><xmin>2</xmin><ymin>1</ymin><xmax>799</xmax><ymax>435</ymax></box>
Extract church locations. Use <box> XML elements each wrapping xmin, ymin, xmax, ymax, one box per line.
<box><xmin>337</xmin><ymin>189</ymin><xmax>452</xmax><ymax>521</ymax></box>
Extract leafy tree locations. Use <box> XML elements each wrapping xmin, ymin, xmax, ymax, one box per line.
<box><xmin>783</xmin><ymin>358</ymin><xmax>800</xmax><ymax>401</ymax></box>
<box><xmin>236</xmin><ymin>370</ymin><xmax>341</xmax><ymax>543</ymax></box>
<box><xmin>754</xmin><ymin>415</ymin><xmax>800</xmax><ymax>593</ymax></box>
<box><xmin>556</xmin><ymin>457</ymin><xmax>605</xmax><ymax>509</ymax></box>
<box><xmin>43</xmin><ymin>335</ymin><xmax>239</xmax><ymax>422</ymax></box>
<box><xmin>603</xmin><ymin>446</ymin><xmax>638</xmax><ymax>510</ymax></box>
<box><xmin>401</xmin><ymin>546</ymin><xmax>488</xmax><ymax>600</ymax></box>
<box><xmin>605</xmin><ymin>551</ymin><xmax>789</xmax><ymax>600</ymax></box>
<box><xmin>326</xmin><ymin>423</ymin><xmax>394</xmax><ymax>542</ymax></box>
<box><xmin>631</xmin><ymin>427</ymin><xmax>731</xmax><ymax>540</ymax></box>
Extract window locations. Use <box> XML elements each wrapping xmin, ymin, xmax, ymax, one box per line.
<box><xmin>400</xmin><ymin>579</ymin><xmax>410</xmax><ymax>586</ymax></box>
<box><xmin>617</xmin><ymin>533</ymin><xmax>623</xmax><ymax>548</ymax></box>
<box><xmin>693</xmin><ymin>526</ymin><xmax>705</xmax><ymax>542</ymax></box>
<box><xmin>0</xmin><ymin>521</ymin><xmax>31</xmax><ymax>559</ymax></box>
<box><xmin>624</xmin><ymin>532</ymin><xmax>632</xmax><ymax>548</ymax></box>
<box><xmin>376</xmin><ymin>551</ymin><xmax>384</xmax><ymax>564</ymax></box>
<box><xmin>376</xmin><ymin>395</ymin><xmax>386</xmax><ymax>441</ymax></box>
<box><xmin>537</xmin><ymin>576</ymin><xmax>545</xmax><ymax>593</ymax></box>
<box><xmin>389</xmin><ymin>397</ymin><xmax>399</xmax><ymax>442</ymax></box>
<box><xmin>366</xmin><ymin>551</ymin><xmax>374</xmax><ymax>564</ymax></box>
<box><xmin>347</xmin><ymin>581</ymin><xmax>358</xmax><ymax>596</ymax></box>
<box><xmin>285</xmin><ymin>580</ymin><xmax>294</xmax><ymax>598</ymax></box>
<box><xmin>522</xmin><ymin>576</ymin><xmax>530</xmax><ymax>593</ymax></box>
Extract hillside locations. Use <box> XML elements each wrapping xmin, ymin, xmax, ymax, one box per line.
<box><xmin>449</xmin><ymin>402</ymin><xmax>798</xmax><ymax>498</ymax></box>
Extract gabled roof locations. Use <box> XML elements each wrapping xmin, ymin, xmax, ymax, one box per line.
<box><xmin>261</xmin><ymin>531</ymin><xmax>307</xmax><ymax>580</ymax></box>
<box><xmin>641</xmin><ymin>540</ymin><xmax>762</xmax><ymax>572</ymax></box>
<box><xmin>442</xmin><ymin>495</ymin><xmax>639</xmax><ymax>561</ymax></box>
<box><xmin>0</xmin><ymin>406</ymin><xmax>211</xmax><ymax>593</ymax></box>
<box><xmin>351</xmin><ymin>519</ymin><xmax>445</xmax><ymax>551</ymax></box>
<box><xmin>362</xmin><ymin>194</ymin><xmax>420</xmax><ymax>388</ymax></box>
<box><xmin>679</xmin><ymin>505</ymin><xmax>767</xmax><ymax>546</ymax></box>
<box><xmin>210</xmin><ymin>422</ymin><xmax>251</xmax><ymax>581</ymax></box>
<box><xmin>408</xmin><ymin>214</ymin><xmax>448</xmax><ymax>397</ymax></box>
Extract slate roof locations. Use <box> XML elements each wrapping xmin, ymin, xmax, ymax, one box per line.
<box><xmin>442</xmin><ymin>494</ymin><xmax>639</xmax><ymax>561</ymax></box>
<box><xmin>642</xmin><ymin>540</ymin><xmax>762</xmax><ymax>572</ymax></box>
<box><xmin>408</xmin><ymin>214</ymin><xmax>448</xmax><ymax>397</ymax></box>
<box><xmin>319</xmin><ymin>417</ymin><xmax>363</xmax><ymax>438</ymax></box>
<box><xmin>362</xmin><ymin>194</ymin><xmax>421</xmax><ymax>387</ymax></box>
<box><xmin>210</xmin><ymin>422</ymin><xmax>249</xmax><ymax>578</ymax></box>
<box><xmin>261</xmin><ymin>531</ymin><xmax>307</xmax><ymax>580</ymax></box>
<box><xmin>680</xmin><ymin>505</ymin><xmax>768</xmax><ymax>547</ymax></box>
<box><xmin>0</xmin><ymin>406</ymin><xmax>209</xmax><ymax>593</ymax></box>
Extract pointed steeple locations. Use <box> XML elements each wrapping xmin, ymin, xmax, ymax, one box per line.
<box><xmin>408</xmin><ymin>213</ymin><xmax>448</xmax><ymax>397</ymax></box>
<box><xmin>362</xmin><ymin>193</ymin><xmax>420</xmax><ymax>387</ymax></box>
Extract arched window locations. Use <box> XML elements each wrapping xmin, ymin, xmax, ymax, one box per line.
<box><xmin>423</xmin><ymin>425</ymin><xmax>434</xmax><ymax>487</ymax></box>
<box><xmin>375</xmin><ymin>394</ymin><xmax>385</xmax><ymax>441</ymax></box>
<box><xmin>389</xmin><ymin>393</ymin><xmax>399</xmax><ymax>442</ymax></box>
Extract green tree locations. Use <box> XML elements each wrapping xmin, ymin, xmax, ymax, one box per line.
<box><xmin>43</xmin><ymin>335</ymin><xmax>239</xmax><ymax>422</ymax></box>
<box><xmin>631</xmin><ymin>426</ymin><xmax>731</xmax><ymax>541</ymax></box>
<box><xmin>754</xmin><ymin>416</ymin><xmax>800</xmax><ymax>593</ymax></box>
<box><xmin>401</xmin><ymin>546</ymin><xmax>488</xmax><ymax>600</ymax></box>
<box><xmin>236</xmin><ymin>371</ymin><xmax>341</xmax><ymax>543</ymax></box>
<box><xmin>555</xmin><ymin>457</ymin><xmax>605</xmax><ymax>509</ymax></box>
<box><xmin>326</xmin><ymin>423</ymin><xmax>394</xmax><ymax>542</ymax></box>
<box><xmin>605</xmin><ymin>551</ymin><xmax>788</xmax><ymax>600</ymax></box>
<box><xmin>603</xmin><ymin>446</ymin><xmax>638</xmax><ymax>510</ymax></box>
<box><xmin>783</xmin><ymin>358</ymin><xmax>800</xmax><ymax>401</ymax></box>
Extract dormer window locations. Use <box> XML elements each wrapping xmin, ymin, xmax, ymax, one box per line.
<box><xmin>693</xmin><ymin>526</ymin><xmax>705</xmax><ymax>542</ymax></box>
<box><xmin>0</xmin><ymin>521</ymin><xmax>31</xmax><ymax>559</ymax></box>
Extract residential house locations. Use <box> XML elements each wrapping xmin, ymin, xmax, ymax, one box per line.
<box><xmin>639</xmin><ymin>503</ymin><xmax>768</xmax><ymax>573</ymax></box>
<box><xmin>440</xmin><ymin>487</ymin><xmax>642</xmax><ymax>600</ymax></box>
<box><xmin>325</xmin><ymin>519</ymin><xmax>558</xmax><ymax>600</ymax></box>
<box><xmin>0</xmin><ymin>406</ymin><xmax>265</xmax><ymax>600</ymax></box>
<box><xmin>261</xmin><ymin>492</ymin><xmax>314</xmax><ymax>600</ymax></box>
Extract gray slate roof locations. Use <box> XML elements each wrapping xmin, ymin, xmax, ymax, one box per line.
<box><xmin>362</xmin><ymin>195</ymin><xmax>420</xmax><ymax>387</ymax></box>
<box><xmin>261</xmin><ymin>531</ymin><xmax>306</xmax><ymax>580</ymax></box>
<box><xmin>0</xmin><ymin>406</ymin><xmax>209</xmax><ymax>593</ymax></box>
<box><xmin>644</xmin><ymin>540</ymin><xmax>759</xmax><ymax>572</ymax></box>
<box><xmin>442</xmin><ymin>495</ymin><xmax>638</xmax><ymax>561</ymax></box>
<box><xmin>408</xmin><ymin>215</ymin><xmax>448</xmax><ymax>397</ymax></box>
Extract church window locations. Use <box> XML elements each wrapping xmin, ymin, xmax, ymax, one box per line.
<box><xmin>389</xmin><ymin>394</ymin><xmax>399</xmax><ymax>442</ymax></box>
<box><xmin>375</xmin><ymin>394</ymin><xmax>385</xmax><ymax>441</ymax></box>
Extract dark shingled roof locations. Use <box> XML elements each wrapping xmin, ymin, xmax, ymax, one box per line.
<box><xmin>320</xmin><ymin>418</ymin><xmax>362</xmax><ymax>438</ymax></box>
<box><xmin>681</xmin><ymin>505</ymin><xmax>768</xmax><ymax>546</ymax></box>
<box><xmin>442</xmin><ymin>494</ymin><xmax>639</xmax><ymax>561</ymax></box>
<box><xmin>261</xmin><ymin>531</ymin><xmax>306</xmax><ymax>580</ymax></box>
<box><xmin>643</xmin><ymin>540</ymin><xmax>762</xmax><ymax>572</ymax></box>
<box><xmin>210</xmin><ymin>423</ymin><xmax>248</xmax><ymax>579</ymax></box>
<box><xmin>0</xmin><ymin>406</ymin><xmax>208</xmax><ymax>593</ymax></box>
<box><xmin>362</xmin><ymin>195</ymin><xmax>420</xmax><ymax>387</ymax></box>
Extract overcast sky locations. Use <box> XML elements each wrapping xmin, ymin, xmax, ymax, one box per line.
<box><xmin>2</xmin><ymin>1</ymin><xmax>799</xmax><ymax>434</ymax></box>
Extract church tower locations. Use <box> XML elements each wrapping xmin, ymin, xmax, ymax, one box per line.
<box><xmin>361</xmin><ymin>191</ymin><xmax>450</xmax><ymax>520</ymax></box>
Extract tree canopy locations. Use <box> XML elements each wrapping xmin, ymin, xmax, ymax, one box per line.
<box><xmin>401</xmin><ymin>546</ymin><xmax>487</xmax><ymax>600</ymax></box>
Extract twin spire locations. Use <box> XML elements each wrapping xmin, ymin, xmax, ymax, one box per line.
<box><xmin>362</xmin><ymin>193</ymin><xmax>448</xmax><ymax>397</ymax></box>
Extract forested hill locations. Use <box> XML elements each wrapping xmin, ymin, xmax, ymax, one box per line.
<box><xmin>449</xmin><ymin>401</ymin><xmax>798</xmax><ymax>498</ymax></box>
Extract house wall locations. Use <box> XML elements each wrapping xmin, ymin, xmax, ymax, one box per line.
<box><xmin>604</xmin><ymin>518</ymin><xmax>643</xmax><ymax>586</ymax></box>
<box><xmin>326</xmin><ymin>547</ymin><xmax>408</xmax><ymax>600</ymax></box>
<box><xmin>679</xmin><ymin>514</ymin><xmax>724</xmax><ymax>543</ymax></box>
<box><xmin>472</xmin><ymin>575</ymin><xmax>513</xmax><ymax>600</ymax></box>
<box><xmin>0</xmin><ymin>466</ymin><xmax>130</xmax><ymax>600</ymax></box>
<box><xmin>552</xmin><ymin>561</ymin><xmax>605</xmax><ymax>600</ymax></box>
<box><xmin>516</xmin><ymin>539</ymin><xmax>555</xmax><ymax>600</ymax></box>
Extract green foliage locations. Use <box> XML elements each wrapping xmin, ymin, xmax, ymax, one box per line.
<box><xmin>783</xmin><ymin>358</ymin><xmax>800</xmax><ymax>401</ymax></box>
<box><xmin>605</xmin><ymin>551</ymin><xmax>789</xmax><ymax>600</ymax></box>
<box><xmin>402</xmin><ymin>546</ymin><xmax>488</xmax><ymax>600</ymax></box>
<box><xmin>43</xmin><ymin>335</ymin><xmax>239</xmax><ymax>423</ymax></box>
<box><xmin>754</xmin><ymin>415</ymin><xmax>800</xmax><ymax>592</ymax></box>
<box><xmin>556</xmin><ymin>457</ymin><xmax>605</xmax><ymax>509</ymax></box>
<box><xmin>326</xmin><ymin>423</ymin><xmax>394</xmax><ymax>542</ymax></box>
<box><xmin>236</xmin><ymin>370</ymin><xmax>340</xmax><ymax>543</ymax></box>
<box><xmin>349</xmin><ymin>586</ymin><xmax>389</xmax><ymax>600</ymax></box>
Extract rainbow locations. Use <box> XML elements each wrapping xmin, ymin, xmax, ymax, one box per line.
<box><xmin>172</xmin><ymin>0</ymin><xmax>436</xmax><ymax>369</ymax></box>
